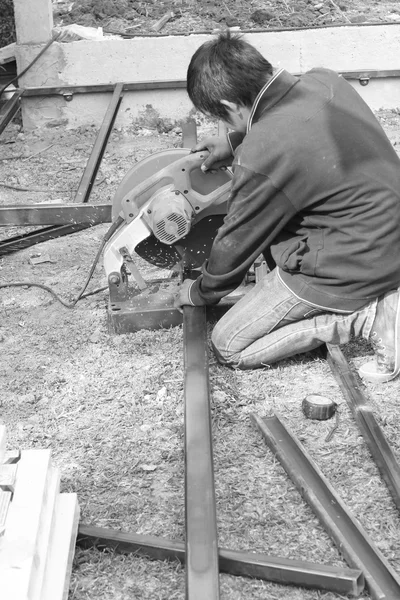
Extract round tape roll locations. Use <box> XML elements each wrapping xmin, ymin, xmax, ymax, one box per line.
<box><xmin>302</xmin><ymin>394</ymin><xmax>337</xmax><ymax>421</ymax></box>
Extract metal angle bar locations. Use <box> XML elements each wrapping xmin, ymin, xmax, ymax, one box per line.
<box><xmin>0</xmin><ymin>204</ymin><xmax>112</xmax><ymax>227</ymax></box>
<box><xmin>77</xmin><ymin>524</ymin><xmax>364</xmax><ymax>596</ymax></box>
<box><xmin>326</xmin><ymin>343</ymin><xmax>400</xmax><ymax>512</ymax></box>
<box><xmin>22</xmin><ymin>81</ymin><xmax>187</xmax><ymax>97</ymax></box>
<box><xmin>0</xmin><ymin>90</ymin><xmax>23</xmax><ymax>135</ymax></box>
<box><xmin>181</xmin><ymin>120</ymin><xmax>197</xmax><ymax>149</ymax></box>
<box><xmin>183</xmin><ymin>306</ymin><xmax>219</xmax><ymax>600</ymax></box>
<box><xmin>251</xmin><ymin>412</ymin><xmax>400</xmax><ymax>600</ymax></box>
<box><xmin>75</xmin><ymin>82</ymin><xmax>123</xmax><ymax>203</ymax></box>
<box><xmin>0</xmin><ymin>223</ymin><xmax>91</xmax><ymax>256</ymax></box>
<box><xmin>19</xmin><ymin>69</ymin><xmax>400</xmax><ymax>99</ymax></box>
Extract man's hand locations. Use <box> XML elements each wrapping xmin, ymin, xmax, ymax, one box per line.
<box><xmin>174</xmin><ymin>279</ymin><xmax>203</xmax><ymax>313</ymax></box>
<box><xmin>191</xmin><ymin>136</ymin><xmax>232</xmax><ymax>172</ymax></box>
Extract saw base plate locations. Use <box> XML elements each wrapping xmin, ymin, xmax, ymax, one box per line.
<box><xmin>107</xmin><ymin>279</ymin><xmax>251</xmax><ymax>334</ymax></box>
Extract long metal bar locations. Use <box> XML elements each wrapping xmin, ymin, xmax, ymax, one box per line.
<box><xmin>183</xmin><ymin>306</ymin><xmax>219</xmax><ymax>600</ymax></box>
<box><xmin>75</xmin><ymin>82</ymin><xmax>123</xmax><ymax>203</ymax></box>
<box><xmin>0</xmin><ymin>224</ymin><xmax>91</xmax><ymax>256</ymax></box>
<box><xmin>0</xmin><ymin>203</ymin><xmax>112</xmax><ymax>226</ymax></box>
<box><xmin>252</xmin><ymin>412</ymin><xmax>400</xmax><ymax>600</ymax></box>
<box><xmin>0</xmin><ymin>90</ymin><xmax>23</xmax><ymax>135</ymax></box>
<box><xmin>326</xmin><ymin>343</ymin><xmax>400</xmax><ymax>512</ymax></box>
<box><xmin>77</xmin><ymin>524</ymin><xmax>364</xmax><ymax>596</ymax></box>
<box><xmin>23</xmin><ymin>81</ymin><xmax>187</xmax><ymax>97</ymax></box>
<box><xmin>19</xmin><ymin>69</ymin><xmax>400</xmax><ymax>99</ymax></box>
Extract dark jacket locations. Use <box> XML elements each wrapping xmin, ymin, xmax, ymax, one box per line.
<box><xmin>189</xmin><ymin>68</ymin><xmax>400</xmax><ymax>311</ymax></box>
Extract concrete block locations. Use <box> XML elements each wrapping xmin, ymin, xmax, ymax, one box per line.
<box><xmin>15</xmin><ymin>24</ymin><xmax>400</xmax><ymax>129</ymax></box>
<box><xmin>13</xmin><ymin>0</ymin><xmax>53</xmax><ymax>45</ymax></box>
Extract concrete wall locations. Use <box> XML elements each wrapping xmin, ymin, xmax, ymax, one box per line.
<box><xmin>15</xmin><ymin>24</ymin><xmax>400</xmax><ymax>129</ymax></box>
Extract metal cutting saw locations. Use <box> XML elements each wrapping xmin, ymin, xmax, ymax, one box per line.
<box><xmin>103</xmin><ymin>146</ymin><xmax>259</xmax><ymax>333</ymax></box>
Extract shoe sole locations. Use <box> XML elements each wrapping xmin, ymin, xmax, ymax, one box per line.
<box><xmin>359</xmin><ymin>287</ymin><xmax>400</xmax><ymax>383</ymax></box>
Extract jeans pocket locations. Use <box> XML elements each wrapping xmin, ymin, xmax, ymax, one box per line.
<box><xmin>279</xmin><ymin>301</ymin><xmax>324</xmax><ymax>326</ymax></box>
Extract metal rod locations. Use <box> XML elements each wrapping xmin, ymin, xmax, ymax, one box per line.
<box><xmin>0</xmin><ymin>224</ymin><xmax>91</xmax><ymax>256</ymax></box>
<box><xmin>0</xmin><ymin>90</ymin><xmax>23</xmax><ymax>135</ymax></box>
<box><xmin>19</xmin><ymin>69</ymin><xmax>400</xmax><ymax>98</ymax></box>
<box><xmin>0</xmin><ymin>203</ymin><xmax>112</xmax><ymax>227</ymax></box>
<box><xmin>183</xmin><ymin>306</ymin><xmax>219</xmax><ymax>600</ymax></box>
<box><xmin>326</xmin><ymin>343</ymin><xmax>400</xmax><ymax>512</ymax></box>
<box><xmin>75</xmin><ymin>82</ymin><xmax>123</xmax><ymax>203</ymax></box>
<box><xmin>22</xmin><ymin>81</ymin><xmax>187</xmax><ymax>97</ymax></box>
<box><xmin>181</xmin><ymin>120</ymin><xmax>197</xmax><ymax>149</ymax></box>
<box><xmin>76</xmin><ymin>524</ymin><xmax>364</xmax><ymax>596</ymax></box>
<box><xmin>251</xmin><ymin>412</ymin><xmax>400</xmax><ymax>600</ymax></box>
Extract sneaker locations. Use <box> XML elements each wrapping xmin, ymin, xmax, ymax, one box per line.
<box><xmin>359</xmin><ymin>287</ymin><xmax>400</xmax><ymax>383</ymax></box>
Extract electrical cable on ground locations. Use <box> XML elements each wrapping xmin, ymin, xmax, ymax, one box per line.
<box><xmin>0</xmin><ymin>216</ymin><xmax>124</xmax><ymax>308</ymax></box>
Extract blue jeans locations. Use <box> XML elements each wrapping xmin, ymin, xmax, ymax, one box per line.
<box><xmin>211</xmin><ymin>268</ymin><xmax>377</xmax><ymax>369</ymax></box>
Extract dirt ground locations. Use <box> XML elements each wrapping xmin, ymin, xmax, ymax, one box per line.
<box><xmin>1</xmin><ymin>110</ymin><xmax>400</xmax><ymax>599</ymax></box>
<box><xmin>54</xmin><ymin>0</ymin><xmax>400</xmax><ymax>35</ymax></box>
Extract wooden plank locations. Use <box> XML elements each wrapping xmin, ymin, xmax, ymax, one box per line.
<box><xmin>41</xmin><ymin>494</ymin><xmax>80</xmax><ymax>600</ymax></box>
<box><xmin>29</xmin><ymin>468</ymin><xmax>61</xmax><ymax>600</ymax></box>
<box><xmin>3</xmin><ymin>450</ymin><xmax>21</xmax><ymax>465</ymax></box>
<box><xmin>0</xmin><ymin>425</ymin><xmax>6</xmax><ymax>465</ymax></box>
<box><xmin>0</xmin><ymin>491</ymin><xmax>12</xmax><ymax>537</ymax></box>
<box><xmin>0</xmin><ymin>464</ymin><xmax>18</xmax><ymax>492</ymax></box>
<box><xmin>0</xmin><ymin>450</ymin><xmax>60</xmax><ymax>600</ymax></box>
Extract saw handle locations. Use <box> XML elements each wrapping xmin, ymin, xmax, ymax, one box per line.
<box><xmin>121</xmin><ymin>151</ymin><xmax>233</xmax><ymax>223</ymax></box>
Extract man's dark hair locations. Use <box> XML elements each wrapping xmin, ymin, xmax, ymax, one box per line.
<box><xmin>187</xmin><ymin>31</ymin><xmax>273</xmax><ymax>122</ymax></box>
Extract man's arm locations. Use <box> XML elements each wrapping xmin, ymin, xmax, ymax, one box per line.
<box><xmin>184</xmin><ymin>164</ymin><xmax>297</xmax><ymax>306</ymax></box>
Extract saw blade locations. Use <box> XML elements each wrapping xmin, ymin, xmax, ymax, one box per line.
<box><xmin>135</xmin><ymin>214</ymin><xmax>225</xmax><ymax>269</ymax></box>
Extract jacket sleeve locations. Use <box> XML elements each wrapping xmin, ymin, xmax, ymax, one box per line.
<box><xmin>189</xmin><ymin>164</ymin><xmax>297</xmax><ymax>305</ymax></box>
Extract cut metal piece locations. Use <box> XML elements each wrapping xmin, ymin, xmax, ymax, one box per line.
<box><xmin>0</xmin><ymin>204</ymin><xmax>112</xmax><ymax>227</ymax></box>
<box><xmin>251</xmin><ymin>412</ymin><xmax>400</xmax><ymax>600</ymax></box>
<box><xmin>76</xmin><ymin>524</ymin><xmax>365</xmax><ymax>596</ymax></box>
<box><xmin>183</xmin><ymin>306</ymin><xmax>219</xmax><ymax>600</ymax></box>
<box><xmin>0</xmin><ymin>90</ymin><xmax>22</xmax><ymax>135</ymax></box>
<box><xmin>75</xmin><ymin>82</ymin><xmax>123</xmax><ymax>204</ymax></box>
<box><xmin>326</xmin><ymin>343</ymin><xmax>400</xmax><ymax>512</ymax></box>
<box><xmin>181</xmin><ymin>120</ymin><xmax>197</xmax><ymax>149</ymax></box>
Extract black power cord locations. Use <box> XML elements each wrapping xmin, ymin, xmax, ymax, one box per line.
<box><xmin>0</xmin><ymin>216</ymin><xmax>124</xmax><ymax>308</ymax></box>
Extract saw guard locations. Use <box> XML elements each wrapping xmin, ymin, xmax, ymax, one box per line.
<box><xmin>119</xmin><ymin>151</ymin><xmax>232</xmax><ymax>225</ymax></box>
<box><xmin>104</xmin><ymin>149</ymin><xmax>233</xmax><ymax>293</ymax></box>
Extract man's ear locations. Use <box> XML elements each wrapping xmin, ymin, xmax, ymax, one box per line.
<box><xmin>220</xmin><ymin>99</ymin><xmax>242</xmax><ymax>115</ymax></box>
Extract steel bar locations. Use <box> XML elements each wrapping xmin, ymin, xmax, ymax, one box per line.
<box><xmin>77</xmin><ymin>524</ymin><xmax>364</xmax><ymax>596</ymax></box>
<box><xmin>251</xmin><ymin>412</ymin><xmax>400</xmax><ymax>600</ymax></box>
<box><xmin>0</xmin><ymin>203</ymin><xmax>112</xmax><ymax>227</ymax></box>
<box><xmin>0</xmin><ymin>90</ymin><xmax>23</xmax><ymax>135</ymax></box>
<box><xmin>22</xmin><ymin>81</ymin><xmax>187</xmax><ymax>97</ymax></box>
<box><xmin>181</xmin><ymin>120</ymin><xmax>197</xmax><ymax>149</ymax></box>
<box><xmin>19</xmin><ymin>69</ymin><xmax>400</xmax><ymax>99</ymax></box>
<box><xmin>0</xmin><ymin>224</ymin><xmax>91</xmax><ymax>256</ymax></box>
<box><xmin>326</xmin><ymin>343</ymin><xmax>400</xmax><ymax>512</ymax></box>
<box><xmin>75</xmin><ymin>83</ymin><xmax>123</xmax><ymax>203</ymax></box>
<box><xmin>183</xmin><ymin>306</ymin><xmax>219</xmax><ymax>600</ymax></box>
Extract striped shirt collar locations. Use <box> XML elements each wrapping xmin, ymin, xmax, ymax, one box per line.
<box><xmin>246</xmin><ymin>68</ymin><xmax>299</xmax><ymax>133</ymax></box>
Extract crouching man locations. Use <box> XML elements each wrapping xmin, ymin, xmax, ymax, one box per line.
<box><xmin>174</xmin><ymin>31</ymin><xmax>400</xmax><ymax>383</ymax></box>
